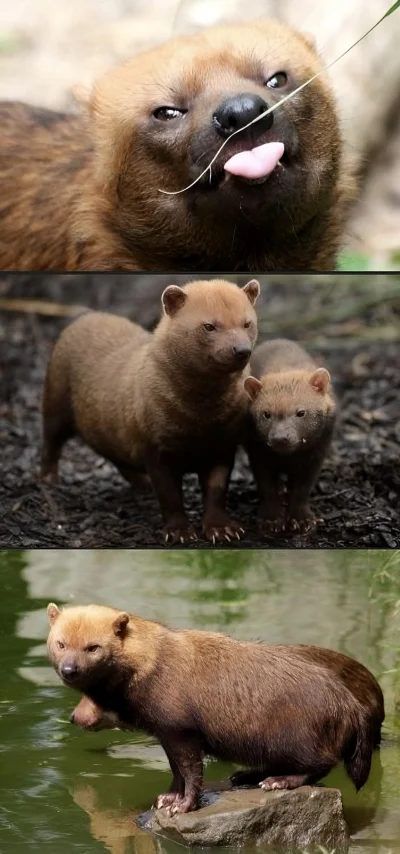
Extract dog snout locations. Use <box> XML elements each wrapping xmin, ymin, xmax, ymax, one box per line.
<box><xmin>61</xmin><ymin>660</ymin><xmax>79</xmax><ymax>681</ymax></box>
<box><xmin>232</xmin><ymin>343</ymin><xmax>252</xmax><ymax>363</ymax></box>
<box><xmin>213</xmin><ymin>93</ymin><xmax>273</xmax><ymax>139</ymax></box>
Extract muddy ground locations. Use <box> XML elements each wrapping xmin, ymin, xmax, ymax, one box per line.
<box><xmin>1</xmin><ymin>274</ymin><xmax>399</xmax><ymax>549</ymax></box>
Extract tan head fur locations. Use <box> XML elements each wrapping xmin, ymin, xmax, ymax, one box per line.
<box><xmin>155</xmin><ymin>279</ymin><xmax>260</xmax><ymax>374</ymax></box>
<box><xmin>245</xmin><ymin>367</ymin><xmax>335</xmax><ymax>454</ymax></box>
<box><xmin>46</xmin><ymin>603</ymin><xmax>161</xmax><ymax>692</ymax></box>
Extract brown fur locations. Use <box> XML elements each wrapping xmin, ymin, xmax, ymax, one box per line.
<box><xmin>47</xmin><ymin>603</ymin><xmax>384</xmax><ymax>814</ymax></box>
<box><xmin>0</xmin><ymin>19</ymin><xmax>354</xmax><ymax>272</ymax></box>
<box><xmin>244</xmin><ymin>339</ymin><xmax>337</xmax><ymax>533</ymax></box>
<box><xmin>41</xmin><ymin>278</ymin><xmax>259</xmax><ymax>543</ymax></box>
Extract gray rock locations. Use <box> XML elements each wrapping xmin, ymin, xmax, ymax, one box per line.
<box><xmin>139</xmin><ymin>785</ymin><xmax>349</xmax><ymax>852</ymax></box>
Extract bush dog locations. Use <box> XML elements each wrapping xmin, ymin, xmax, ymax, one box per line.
<box><xmin>41</xmin><ymin>278</ymin><xmax>259</xmax><ymax>544</ymax></box>
<box><xmin>244</xmin><ymin>339</ymin><xmax>336</xmax><ymax>534</ymax></box>
<box><xmin>47</xmin><ymin>603</ymin><xmax>384</xmax><ymax>815</ymax></box>
<box><xmin>0</xmin><ymin>19</ymin><xmax>352</xmax><ymax>272</ymax></box>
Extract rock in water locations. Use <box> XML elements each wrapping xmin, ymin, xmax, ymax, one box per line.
<box><xmin>138</xmin><ymin>786</ymin><xmax>350</xmax><ymax>852</ymax></box>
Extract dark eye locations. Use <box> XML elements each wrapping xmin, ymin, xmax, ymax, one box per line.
<box><xmin>296</xmin><ymin>409</ymin><xmax>305</xmax><ymax>417</ymax></box>
<box><xmin>153</xmin><ymin>106</ymin><xmax>186</xmax><ymax>121</ymax></box>
<box><xmin>86</xmin><ymin>645</ymin><xmax>100</xmax><ymax>653</ymax></box>
<box><xmin>57</xmin><ymin>641</ymin><xmax>65</xmax><ymax>650</ymax></box>
<box><xmin>204</xmin><ymin>323</ymin><xmax>216</xmax><ymax>332</ymax></box>
<box><xmin>244</xmin><ymin>320</ymin><xmax>252</xmax><ymax>329</ymax></box>
<box><xmin>266</xmin><ymin>72</ymin><xmax>288</xmax><ymax>89</ymax></box>
<box><xmin>263</xmin><ymin>411</ymin><xmax>271</xmax><ymax>419</ymax></box>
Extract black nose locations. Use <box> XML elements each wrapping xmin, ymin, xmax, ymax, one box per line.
<box><xmin>70</xmin><ymin>711</ymin><xmax>75</xmax><ymax>724</ymax></box>
<box><xmin>213</xmin><ymin>94</ymin><xmax>272</xmax><ymax>139</ymax></box>
<box><xmin>61</xmin><ymin>662</ymin><xmax>78</xmax><ymax>680</ymax></box>
<box><xmin>233</xmin><ymin>344</ymin><xmax>252</xmax><ymax>362</ymax></box>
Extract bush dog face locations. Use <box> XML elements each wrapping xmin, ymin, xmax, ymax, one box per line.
<box><xmin>47</xmin><ymin>603</ymin><xmax>384</xmax><ymax>815</ymax></box>
<box><xmin>41</xmin><ymin>279</ymin><xmax>259</xmax><ymax>544</ymax></box>
<box><xmin>0</xmin><ymin>19</ymin><xmax>351</xmax><ymax>272</ymax></box>
<box><xmin>245</xmin><ymin>368</ymin><xmax>334</xmax><ymax>454</ymax></box>
<box><xmin>244</xmin><ymin>339</ymin><xmax>336</xmax><ymax>533</ymax></box>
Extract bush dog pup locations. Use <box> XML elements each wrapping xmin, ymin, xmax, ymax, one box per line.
<box><xmin>47</xmin><ymin>603</ymin><xmax>384</xmax><ymax>815</ymax></box>
<box><xmin>41</xmin><ymin>278</ymin><xmax>260</xmax><ymax>544</ymax></box>
<box><xmin>0</xmin><ymin>19</ymin><xmax>352</xmax><ymax>272</ymax></box>
<box><xmin>244</xmin><ymin>339</ymin><xmax>336</xmax><ymax>534</ymax></box>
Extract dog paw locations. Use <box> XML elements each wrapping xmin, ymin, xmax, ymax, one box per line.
<box><xmin>203</xmin><ymin>519</ymin><xmax>245</xmax><ymax>544</ymax></box>
<box><xmin>163</xmin><ymin>524</ymin><xmax>198</xmax><ymax>545</ymax></box>
<box><xmin>287</xmin><ymin>516</ymin><xmax>318</xmax><ymax>534</ymax></box>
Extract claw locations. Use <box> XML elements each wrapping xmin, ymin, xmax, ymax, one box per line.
<box><xmin>239</xmin><ymin>527</ymin><xmax>245</xmax><ymax>535</ymax></box>
<box><xmin>165</xmin><ymin>534</ymin><xmax>170</xmax><ymax>544</ymax></box>
<box><xmin>235</xmin><ymin>531</ymin><xmax>241</xmax><ymax>540</ymax></box>
<box><xmin>180</xmin><ymin>536</ymin><xmax>184</xmax><ymax>544</ymax></box>
<box><xmin>212</xmin><ymin>534</ymin><xmax>216</xmax><ymax>545</ymax></box>
<box><xmin>224</xmin><ymin>534</ymin><xmax>231</xmax><ymax>542</ymax></box>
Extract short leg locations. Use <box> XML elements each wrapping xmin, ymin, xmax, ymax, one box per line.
<box><xmin>287</xmin><ymin>455</ymin><xmax>323</xmax><ymax>533</ymax></box>
<box><xmin>246</xmin><ymin>442</ymin><xmax>285</xmax><ymax>533</ymax></box>
<box><xmin>260</xmin><ymin>764</ymin><xmax>334</xmax><ymax>790</ymax></box>
<box><xmin>114</xmin><ymin>464</ymin><xmax>152</xmax><ymax>494</ymax></box>
<box><xmin>260</xmin><ymin>773</ymin><xmax>315</xmax><ymax>791</ymax></box>
<box><xmin>154</xmin><ymin>755</ymin><xmax>185</xmax><ymax>810</ymax></box>
<box><xmin>41</xmin><ymin>372</ymin><xmax>74</xmax><ymax>483</ymax></box>
<box><xmin>145</xmin><ymin>452</ymin><xmax>197</xmax><ymax>545</ymax></box>
<box><xmin>156</xmin><ymin>733</ymin><xmax>204</xmax><ymax>814</ymax></box>
<box><xmin>41</xmin><ymin>414</ymin><xmax>74</xmax><ymax>483</ymax></box>
<box><xmin>201</xmin><ymin>459</ymin><xmax>244</xmax><ymax>543</ymax></box>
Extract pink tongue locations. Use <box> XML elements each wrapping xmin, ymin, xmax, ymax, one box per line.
<box><xmin>224</xmin><ymin>142</ymin><xmax>284</xmax><ymax>180</ymax></box>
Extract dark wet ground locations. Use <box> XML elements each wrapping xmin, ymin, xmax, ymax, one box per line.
<box><xmin>1</xmin><ymin>273</ymin><xmax>399</xmax><ymax>548</ymax></box>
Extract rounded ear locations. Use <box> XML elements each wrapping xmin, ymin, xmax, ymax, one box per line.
<box><xmin>244</xmin><ymin>376</ymin><xmax>263</xmax><ymax>400</ymax></box>
<box><xmin>162</xmin><ymin>285</ymin><xmax>188</xmax><ymax>317</ymax></box>
<box><xmin>242</xmin><ymin>279</ymin><xmax>260</xmax><ymax>306</ymax></box>
<box><xmin>298</xmin><ymin>32</ymin><xmax>318</xmax><ymax>53</ymax></box>
<box><xmin>310</xmin><ymin>368</ymin><xmax>330</xmax><ymax>394</ymax></box>
<box><xmin>112</xmin><ymin>612</ymin><xmax>130</xmax><ymax>637</ymax></box>
<box><xmin>47</xmin><ymin>603</ymin><xmax>61</xmax><ymax>625</ymax></box>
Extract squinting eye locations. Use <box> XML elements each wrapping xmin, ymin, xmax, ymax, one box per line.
<box><xmin>296</xmin><ymin>409</ymin><xmax>305</xmax><ymax>417</ymax></box>
<box><xmin>244</xmin><ymin>320</ymin><xmax>251</xmax><ymax>329</ymax></box>
<box><xmin>204</xmin><ymin>323</ymin><xmax>216</xmax><ymax>332</ymax></box>
<box><xmin>86</xmin><ymin>645</ymin><xmax>100</xmax><ymax>653</ymax></box>
<box><xmin>153</xmin><ymin>106</ymin><xmax>186</xmax><ymax>121</ymax></box>
<box><xmin>263</xmin><ymin>411</ymin><xmax>271</xmax><ymax>419</ymax></box>
<box><xmin>57</xmin><ymin>641</ymin><xmax>65</xmax><ymax>650</ymax></box>
<box><xmin>266</xmin><ymin>72</ymin><xmax>288</xmax><ymax>89</ymax></box>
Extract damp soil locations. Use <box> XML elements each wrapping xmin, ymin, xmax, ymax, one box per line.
<box><xmin>1</xmin><ymin>274</ymin><xmax>399</xmax><ymax>549</ymax></box>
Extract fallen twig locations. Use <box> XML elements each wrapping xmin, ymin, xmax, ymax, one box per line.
<box><xmin>0</xmin><ymin>299</ymin><xmax>86</xmax><ymax>317</ymax></box>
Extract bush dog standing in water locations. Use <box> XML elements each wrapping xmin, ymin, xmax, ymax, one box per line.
<box><xmin>41</xmin><ymin>279</ymin><xmax>259</xmax><ymax>543</ymax></box>
<box><xmin>0</xmin><ymin>19</ymin><xmax>352</xmax><ymax>272</ymax></box>
<box><xmin>244</xmin><ymin>340</ymin><xmax>336</xmax><ymax>534</ymax></box>
<box><xmin>47</xmin><ymin>603</ymin><xmax>384</xmax><ymax>814</ymax></box>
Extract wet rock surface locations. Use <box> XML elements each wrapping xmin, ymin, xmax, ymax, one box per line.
<box><xmin>138</xmin><ymin>785</ymin><xmax>350</xmax><ymax>851</ymax></box>
<box><xmin>1</xmin><ymin>274</ymin><xmax>399</xmax><ymax>548</ymax></box>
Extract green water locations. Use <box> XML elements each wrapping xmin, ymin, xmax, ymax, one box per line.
<box><xmin>0</xmin><ymin>549</ymin><xmax>399</xmax><ymax>854</ymax></box>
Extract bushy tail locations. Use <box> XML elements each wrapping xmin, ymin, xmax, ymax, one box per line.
<box><xmin>344</xmin><ymin>714</ymin><xmax>375</xmax><ymax>791</ymax></box>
